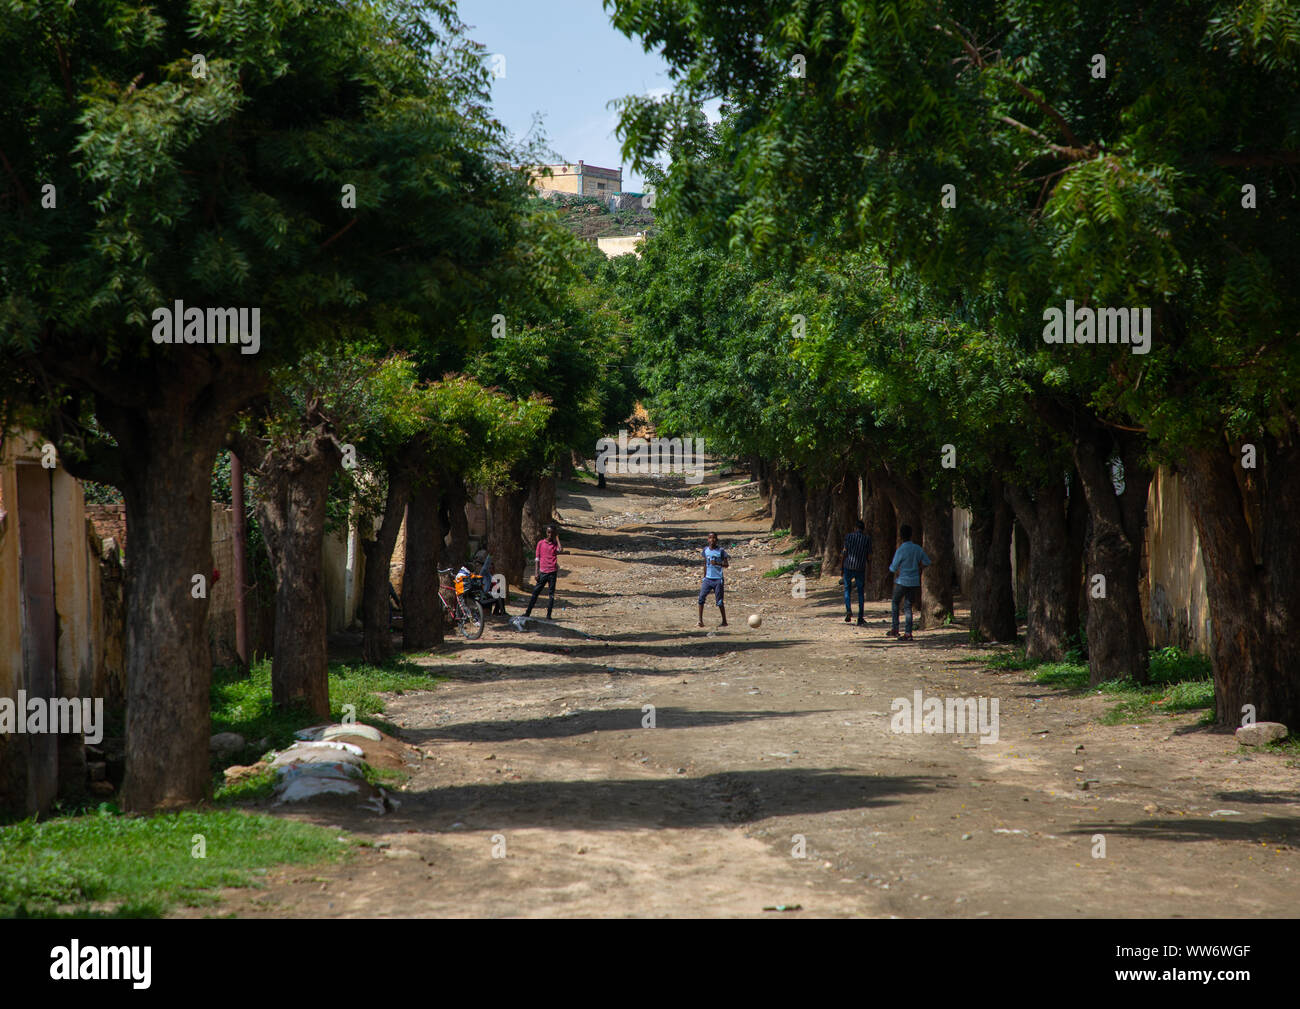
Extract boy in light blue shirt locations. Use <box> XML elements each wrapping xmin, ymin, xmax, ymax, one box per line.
<box><xmin>697</xmin><ymin>532</ymin><xmax>729</xmax><ymax>627</ymax></box>
<box><xmin>887</xmin><ymin>524</ymin><xmax>931</xmax><ymax>641</ymax></box>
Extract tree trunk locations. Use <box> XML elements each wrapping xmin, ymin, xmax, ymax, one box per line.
<box><xmin>361</xmin><ymin>465</ymin><xmax>411</xmax><ymax>664</ymax></box>
<box><xmin>783</xmin><ymin>468</ymin><xmax>807</xmax><ymax>539</ymax></box>
<box><xmin>523</xmin><ymin>473</ymin><xmax>556</xmax><ymax>543</ymax></box>
<box><xmin>1073</xmin><ymin>427</ymin><xmax>1151</xmax><ymax>685</ymax></box>
<box><xmin>251</xmin><ymin>436</ymin><xmax>338</xmax><ymax>717</ymax></box>
<box><xmin>863</xmin><ymin>471</ymin><xmax>896</xmax><ymax>600</ymax></box>
<box><xmin>771</xmin><ymin>463</ymin><xmax>791</xmax><ymax>530</ymax></box>
<box><xmin>920</xmin><ymin>494</ymin><xmax>954</xmax><ymax>628</ymax></box>
<box><xmin>879</xmin><ymin>465</ymin><xmax>923</xmax><ymax>539</ymax></box>
<box><xmin>804</xmin><ymin>481</ymin><xmax>832</xmax><ymax>561</ymax></box>
<box><xmin>1181</xmin><ymin>438</ymin><xmax>1300</xmax><ymax>726</ymax></box>
<box><xmin>821</xmin><ymin>470</ymin><xmax>859</xmax><ymax>573</ymax></box>
<box><xmin>402</xmin><ymin>478</ymin><xmax>444</xmax><ymax>650</ymax></box>
<box><xmin>114</xmin><ymin>416</ymin><xmax>224</xmax><ymax>812</ymax></box>
<box><xmin>1064</xmin><ymin>469</ymin><xmax>1088</xmax><ymax>646</ymax></box>
<box><xmin>969</xmin><ymin>474</ymin><xmax>1017</xmax><ymax>642</ymax></box>
<box><xmin>446</xmin><ymin>479</ymin><xmax>469</xmax><ymax>568</ymax></box>
<box><xmin>1006</xmin><ymin>476</ymin><xmax>1070</xmax><ymax>661</ymax></box>
<box><xmin>488</xmin><ymin>486</ymin><xmax>528</xmax><ymax>588</ymax></box>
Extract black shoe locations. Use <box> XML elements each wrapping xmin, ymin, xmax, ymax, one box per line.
<box><xmin>857</xmin><ymin>618</ymin><xmax>867</xmax><ymax>626</ymax></box>
<box><xmin>844</xmin><ymin>614</ymin><xmax>852</xmax><ymax>623</ymax></box>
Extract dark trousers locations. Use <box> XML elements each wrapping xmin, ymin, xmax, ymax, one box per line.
<box><xmin>525</xmin><ymin>570</ymin><xmax>557</xmax><ymax>619</ymax></box>
<box><xmin>843</xmin><ymin>568</ymin><xmax>865</xmax><ymax>617</ymax></box>
<box><xmin>891</xmin><ymin>584</ymin><xmax>919</xmax><ymax>634</ymax></box>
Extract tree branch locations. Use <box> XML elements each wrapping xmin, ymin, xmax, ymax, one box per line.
<box><xmin>53</xmin><ymin>39</ymin><xmax>75</xmax><ymax>104</ymax></box>
<box><xmin>320</xmin><ymin>216</ymin><xmax>358</xmax><ymax>250</ymax></box>
<box><xmin>937</xmin><ymin>22</ymin><xmax>1094</xmax><ymax>159</ymax></box>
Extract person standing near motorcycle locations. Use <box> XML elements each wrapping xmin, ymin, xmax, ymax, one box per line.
<box><xmin>524</xmin><ymin>524</ymin><xmax>564</xmax><ymax>620</ymax></box>
<box><xmin>476</xmin><ymin>548</ymin><xmax>507</xmax><ymax>617</ymax></box>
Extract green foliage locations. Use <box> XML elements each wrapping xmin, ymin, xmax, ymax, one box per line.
<box><xmin>608</xmin><ymin>0</ymin><xmax>1300</xmax><ymax>459</ymax></box>
<box><xmin>0</xmin><ymin>0</ymin><xmax>537</xmax><ymax>490</ymax></box>
<box><xmin>616</xmin><ymin>128</ymin><xmax>1057</xmax><ymax>511</ymax></box>
<box><xmin>469</xmin><ymin>242</ymin><xmax>634</xmax><ymax>475</ymax></box>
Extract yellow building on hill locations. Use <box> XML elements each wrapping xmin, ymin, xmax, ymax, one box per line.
<box><xmin>527</xmin><ymin>160</ymin><xmax>623</xmax><ymax>197</ymax></box>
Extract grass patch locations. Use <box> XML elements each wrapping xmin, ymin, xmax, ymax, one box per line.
<box><xmin>363</xmin><ymin>766</ymin><xmax>409</xmax><ymax>789</ymax></box>
<box><xmin>770</xmin><ymin>528</ymin><xmax>790</xmax><ymax>540</ymax></box>
<box><xmin>689</xmin><ymin>485</ymin><xmax>709</xmax><ymax>497</ymax></box>
<box><xmin>985</xmin><ymin>645</ymin><xmax>1213</xmax><ymax>724</ymax></box>
<box><xmin>1254</xmin><ymin>736</ymin><xmax>1300</xmax><ymax>766</ymax></box>
<box><xmin>0</xmin><ymin>806</ymin><xmax>352</xmax><ymax>917</ymax></box>
<box><xmin>213</xmin><ymin>768</ymin><xmax>277</xmax><ymax>805</ymax></box>
<box><xmin>1034</xmin><ymin>662</ymin><xmax>1091</xmax><ymax>691</ymax></box>
<box><xmin>984</xmin><ymin>648</ymin><xmax>1040</xmax><ymax>672</ymax></box>
<box><xmin>764</xmin><ymin>561</ymin><xmax>799</xmax><ymax>578</ymax></box>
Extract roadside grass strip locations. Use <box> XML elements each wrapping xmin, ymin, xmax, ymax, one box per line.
<box><xmin>0</xmin><ymin>807</ymin><xmax>352</xmax><ymax>917</ymax></box>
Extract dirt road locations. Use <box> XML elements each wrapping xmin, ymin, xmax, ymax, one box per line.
<box><xmin>196</xmin><ymin>470</ymin><xmax>1300</xmax><ymax>918</ymax></box>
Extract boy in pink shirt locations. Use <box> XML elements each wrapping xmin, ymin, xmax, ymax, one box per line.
<box><xmin>525</xmin><ymin>524</ymin><xmax>564</xmax><ymax>619</ymax></box>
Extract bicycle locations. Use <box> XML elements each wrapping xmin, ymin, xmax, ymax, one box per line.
<box><xmin>438</xmin><ymin>567</ymin><xmax>485</xmax><ymax>640</ymax></box>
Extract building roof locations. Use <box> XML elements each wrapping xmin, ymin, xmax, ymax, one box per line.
<box><xmin>529</xmin><ymin>161</ymin><xmax>622</xmax><ymax>180</ymax></box>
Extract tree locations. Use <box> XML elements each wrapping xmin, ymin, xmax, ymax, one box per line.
<box><xmin>468</xmin><ymin>237</ymin><xmax>634</xmax><ymax>586</ymax></box>
<box><xmin>230</xmin><ymin>347</ymin><xmax>398</xmax><ymax>715</ymax></box>
<box><xmin>609</xmin><ymin>0</ymin><xmax>1300</xmax><ymax>707</ymax></box>
<box><xmin>397</xmin><ymin>375</ymin><xmax>551</xmax><ymax>651</ymax></box>
<box><xmin>1</xmin><ymin>0</ymin><xmax>518</xmax><ymax>809</ymax></box>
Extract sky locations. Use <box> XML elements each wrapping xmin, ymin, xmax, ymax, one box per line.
<box><xmin>455</xmin><ymin>0</ymin><xmax>676</xmax><ymax>192</ymax></box>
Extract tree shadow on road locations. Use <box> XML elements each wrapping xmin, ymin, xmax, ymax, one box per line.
<box><xmin>404</xmin><ymin>705</ymin><xmax>832</xmax><ymax>743</ymax></box>
<box><xmin>332</xmin><ymin>768</ymin><xmax>941</xmax><ymax>833</ymax></box>
<box><xmin>1062</xmin><ymin>816</ymin><xmax>1300</xmax><ymax>845</ymax></box>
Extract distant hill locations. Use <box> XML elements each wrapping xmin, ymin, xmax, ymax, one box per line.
<box><xmin>539</xmin><ymin>191</ymin><xmax>655</xmax><ymax>241</ymax></box>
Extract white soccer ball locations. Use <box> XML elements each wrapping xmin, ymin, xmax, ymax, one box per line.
<box><xmin>747</xmin><ymin>613</ymin><xmax>762</xmax><ymax>628</ymax></box>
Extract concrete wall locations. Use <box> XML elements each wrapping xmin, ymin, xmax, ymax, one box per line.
<box><xmin>1145</xmin><ymin>468</ymin><xmax>1210</xmax><ymax>652</ymax></box>
<box><xmin>206</xmin><ymin>506</ymin><xmax>365</xmax><ymax>657</ymax></box>
<box><xmin>533</xmin><ymin>174</ymin><xmax>582</xmax><ymax>194</ymax></box>
<box><xmin>322</xmin><ymin>520</ymin><xmax>364</xmax><ymax>633</ymax></box>
<box><xmin>0</xmin><ymin>434</ymin><xmax>103</xmax><ymax>702</ymax></box>
<box><xmin>0</xmin><ymin>431</ymin><xmax>110</xmax><ymax>812</ymax></box>
<box><xmin>597</xmin><ymin>234</ymin><xmax>645</xmax><ymax>258</ymax></box>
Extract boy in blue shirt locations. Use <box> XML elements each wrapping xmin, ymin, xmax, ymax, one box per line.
<box><xmin>887</xmin><ymin>524</ymin><xmax>931</xmax><ymax>641</ymax></box>
<box><xmin>697</xmin><ymin>532</ymin><xmax>729</xmax><ymax>627</ymax></box>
